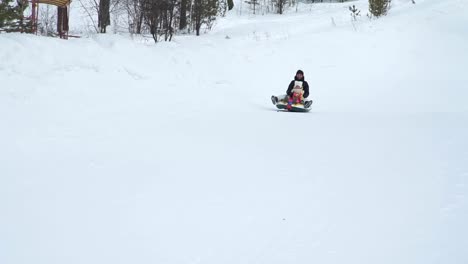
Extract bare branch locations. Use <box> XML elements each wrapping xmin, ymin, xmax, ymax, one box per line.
<box><xmin>78</xmin><ymin>0</ymin><xmax>99</xmax><ymax>32</ymax></box>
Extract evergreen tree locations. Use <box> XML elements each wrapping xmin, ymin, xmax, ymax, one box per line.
<box><xmin>0</xmin><ymin>0</ymin><xmax>16</xmax><ymax>29</ymax></box>
<box><xmin>0</xmin><ymin>0</ymin><xmax>31</xmax><ymax>32</ymax></box>
<box><xmin>369</xmin><ymin>0</ymin><xmax>390</xmax><ymax>17</ymax></box>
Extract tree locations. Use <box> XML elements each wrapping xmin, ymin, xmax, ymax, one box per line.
<box><xmin>245</xmin><ymin>0</ymin><xmax>259</xmax><ymax>14</ymax></box>
<box><xmin>369</xmin><ymin>0</ymin><xmax>390</xmax><ymax>17</ymax></box>
<box><xmin>38</xmin><ymin>5</ymin><xmax>57</xmax><ymax>36</ymax></box>
<box><xmin>0</xmin><ymin>0</ymin><xmax>16</xmax><ymax>29</ymax></box>
<box><xmin>349</xmin><ymin>4</ymin><xmax>360</xmax><ymax>21</ymax></box>
<box><xmin>192</xmin><ymin>0</ymin><xmax>202</xmax><ymax>35</ymax></box>
<box><xmin>179</xmin><ymin>0</ymin><xmax>187</xmax><ymax>29</ymax></box>
<box><xmin>122</xmin><ymin>0</ymin><xmax>144</xmax><ymax>34</ymax></box>
<box><xmin>142</xmin><ymin>0</ymin><xmax>161</xmax><ymax>41</ymax></box>
<box><xmin>98</xmin><ymin>0</ymin><xmax>111</xmax><ymax>32</ymax></box>
<box><xmin>191</xmin><ymin>0</ymin><xmax>217</xmax><ymax>36</ymax></box>
<box><xmin>141</xmin><ymin>0</ymin><xmax>178</xmax><ymax>42</ymax></box>
<box><xmin>160</xmin><ymin>0</ymin><xmax>177</xmax><ymax>41</ymax></box>
<box><xmin>0</xmin><ymin>0</ymin><xmax>32</xmax><ymax>32</ymax></box>
<box><xmin>78</xmin><ymin>0</ymin><xmax>121</xmax><ymax>34</ymax></box>
<box><xmin>273</xmin><ymin>0</ymin><xmax>287</xmax><ymax>14</ymax></box>
<box><xmin>227</xmin><ymin>0</ymin><xmax>233</xmax><ymax>10</ymax></box>
<box><xmin>217</xmin><ymin>0</ymin><xmax>227</xmax><ymax>17</ymax></box>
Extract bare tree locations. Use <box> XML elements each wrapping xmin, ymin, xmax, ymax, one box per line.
<box><xmin>160</xmin><ymin>0</ymin><xmax>177</xmax><ymax>40</ymax></box>
<box><xmin>272</xmin><ymin>0</ymin><xmax>287</xmax><ymax>14</ymax></box>
<box><xmin>78</xmin><ymin>0</ymin><xmax>122</xmax><ymax>33</ymax></box>
<box><xmin>38</xmin><ymin>5</ymin><xmax>57</xmax><ymax>36</ymax></box>
<box><xmin>141</xmin><ymin>0</ymin><xmax>160</xmax><ymax>41</ymax></box>
<box><xmin>78</xmin><ymin>0</ymin><xmax>99</xmax><ymax>33</ymax></box>
<box><xmin>123</xmin><ymin>0</ymin><xmax>144</xmax><ymax>33</ymax></box>
<box><xmin>141</xmin><ymin>0</ymin><xmax>177</xmax><ymax>42</ymax></box>
<box><xmin>245</xmin><ymin>0</ymin><xmax>259</xmax><ymax>14</ymax></box>
<box><xmin>191</xmin><ymin>0</ymin><xmax>217</xmax><ymax>36</ymax></box>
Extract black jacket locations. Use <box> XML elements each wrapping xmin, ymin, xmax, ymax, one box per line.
<box><xmin>287</xmin><ymin>76</ymin><xmax>310</xmax><ymax>98</ymax></box>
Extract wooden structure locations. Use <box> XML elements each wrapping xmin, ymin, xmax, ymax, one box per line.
<box><xmin>30</xmin><ymin>0</ymin><xmax>71</xmax><ymax>39</ymax></box>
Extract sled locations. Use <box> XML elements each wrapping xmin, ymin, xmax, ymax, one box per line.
<box><xmin>271</xmin><ymin>95</ymin><xmax>312</xmax><ymax>112</ymax></box>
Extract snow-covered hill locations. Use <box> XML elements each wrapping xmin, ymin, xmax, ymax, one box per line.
<box><xmin>1</xmin><ymin>0</ymin><xmax>467</xmax><ymax>263</ymax></box>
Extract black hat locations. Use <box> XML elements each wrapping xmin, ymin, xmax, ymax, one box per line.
<box><xmin>296</xmin><ymin>70</ymin><xmax>304</xmax><ymax>75</ymax></box>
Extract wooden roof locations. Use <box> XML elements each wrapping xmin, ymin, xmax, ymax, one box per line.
<box><xmin>37</xmin><ymin>0</ymin><xmax>71</xmax><ymax>7</ymax></box>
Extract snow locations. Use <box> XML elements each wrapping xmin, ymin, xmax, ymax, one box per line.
<box><xmin>1</xmin><ymin>0</ymin><xmax>468</xmax><ymax>263</ymax></box>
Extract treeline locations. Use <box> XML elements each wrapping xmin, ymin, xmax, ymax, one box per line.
<box><xmin>1</xmin><ymin>0</ymin><xmax>394</xmax><ymax>41</ymax></box>
<box><xmin>92</xmin><ymin>0</ymin><xmax>234</xmax><ymax>42</ymax></box>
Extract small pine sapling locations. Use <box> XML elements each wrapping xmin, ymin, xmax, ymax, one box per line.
<box><xmin>349</xmin><ymin>5</ymin><xmax>361</xmax><ymax>21</ymax></box>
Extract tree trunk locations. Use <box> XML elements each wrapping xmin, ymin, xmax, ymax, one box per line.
<box><xmin>179</xmin><ymin>0</ymin><xmax>187</xmax><ymax>30</ymax></box>
<box><xmin>136</xmin><ymin>12</ymin><xmax>143</xmax><ymax>34</ymax></box>
<box><xmin>98</xmin><ymin>0</ymin><xmax>110</xmax><ymax>33</ymax></box>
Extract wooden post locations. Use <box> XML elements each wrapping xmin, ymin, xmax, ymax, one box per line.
<box><xmin>57</xmin><ymin>5</ymin><xmax>69</xmax><ymax>39</ymax></box>
<box><xmin>31</xmin><ymin>0</ymin><xmax>38</xmax><ymax>34</ymax></box>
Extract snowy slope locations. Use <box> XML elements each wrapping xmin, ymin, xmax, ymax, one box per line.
<box><xmin>1</xmin><ymin>0</ymin><xmax>468</xmax><ymax>263</ymax></box>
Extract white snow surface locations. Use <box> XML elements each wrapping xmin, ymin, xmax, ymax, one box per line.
<box><xmin>1</xmin><ymin>0</ymin><xmax>468</xmax><ymax>263</ymax></box>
